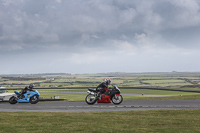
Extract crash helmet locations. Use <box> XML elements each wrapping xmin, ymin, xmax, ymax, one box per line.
<box><xmin>29</xmin><ymin>83</ymin><xmax>35</xmax><ymax>88</ymax></box>
<box><xmin>105</xmin><ymin>78</ymin><xmax>111</xmax><ymax>85</ymax></box>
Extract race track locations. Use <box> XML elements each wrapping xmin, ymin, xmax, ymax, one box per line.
<box><xmin>0</xmin><ymin>100</ymin><xmax>200</xmax><ymax>112</ymax></box>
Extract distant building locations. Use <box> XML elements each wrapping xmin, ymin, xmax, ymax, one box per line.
<box><xmin>50</xmin><ymin>85</ymin><xmax>57</xmax><ymax>88</ymax></box>
<box><xmin>46</xmin><ymin>78</ymin><xmax>55</xmax><ymax>81</ymax></box>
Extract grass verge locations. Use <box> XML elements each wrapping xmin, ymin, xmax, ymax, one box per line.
<box><xmin>38</xmin><ymin>92</ymin><xmax>200</xmax><ymax>102</ymax></box>
<box><xmin>6</xmin><ymin>88</ymin><xmax>200</xmax><ymax>102</ymax></box>
<box><xmin>0</xmin><ymin>110</ymin><xmax>200</xmax><ymax>133</ymax></box>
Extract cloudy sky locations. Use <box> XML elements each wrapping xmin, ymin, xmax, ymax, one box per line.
<box><xmin>0</xmin><ymin>0</ymin><xmax>200</xmax><ymax>74</ymax></box>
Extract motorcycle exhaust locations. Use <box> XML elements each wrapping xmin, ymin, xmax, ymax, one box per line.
<box><xmin>87</xmin><ymin>91</ymin><xmax>95</xmax><ymax>95</ymax></box>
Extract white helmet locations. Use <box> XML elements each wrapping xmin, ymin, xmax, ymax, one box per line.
<box><xmin>105</xmin><ymin>78</ymin><xmax>111</xmax><ymax>85</ymax></box>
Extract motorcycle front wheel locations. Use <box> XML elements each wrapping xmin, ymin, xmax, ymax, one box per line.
<box><xmin>85</xmin><ymin>94</ymin><xmax>97</xmax><ymax>105</ymax></box>
<box><xmin>111</xmin><ymin>95</ymin><xmax>123</xmax><ymax>105</ymax></box>
<box><xmin>30</xmin><ymin>95</ymin><xmax>39</xmax><ymax>104</ymax></box>
<box><xmin>9</xmin><ymin>96</ymin><xmax>17</xmax><ymax>104</ymax></box>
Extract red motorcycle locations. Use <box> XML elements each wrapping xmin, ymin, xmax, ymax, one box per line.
<box><xmin>85</xmin><ymin>85</ymin><xmax>123</xmax><ymax>105</ymax></box>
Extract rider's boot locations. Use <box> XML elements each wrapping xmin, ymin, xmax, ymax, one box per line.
<box><xmin>18</xmin><ymin>94</ymin><xmax>24</xmax><ymax>99</ymax></box>
<box><xmin>97</xmin><ymin>92</ymin><xmax>102</xmax><ymax>100</ymax></box>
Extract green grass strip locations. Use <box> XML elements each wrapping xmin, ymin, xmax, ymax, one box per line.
<box><xmin>0</xmin><ymin>110</ymin><xmax>200</xmax><ymax>133</ymax></box>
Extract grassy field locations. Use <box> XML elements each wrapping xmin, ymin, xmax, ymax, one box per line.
<box><xmin>0</xmin><ymin>110</ymin><xmax>200</xmax><ymax>133</ymax></box>
<box><xmin>6</xmin><ymin>88</ymin><xmax>200</xmax><ymax>101</ymax></box>
<box><xmin>1</xmin><ymin>76</ymin><xmax>200</xmax><ymax>89</ymax></box>
<box><xmin>36</xmin><ymin>88</ymin><xmax>199</xmax><ymax>95</ymax></box>
<box><xmin>38</xmin><ymin>92</ymin><xmax>200</xmax><ymax>101</ymax></box>
<box><xmin>2</xmin><ymin>75</ymin><xmax>200</xmax><ymax>102</ymax></box>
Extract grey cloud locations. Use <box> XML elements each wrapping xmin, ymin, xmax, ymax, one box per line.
<box><xmin>0</xmin><ymin>0</ymin><xmax>199</xmax><ymax>49</ymax></box>
<box><xmin>160</xmin><ymin>26</ymin><xmax>200</xmax><ymax>48</ymax></box>
<box><xmin>0</xmin><ymin>0</ymin><xmax>200</xmax><ymax>74</ymax></box>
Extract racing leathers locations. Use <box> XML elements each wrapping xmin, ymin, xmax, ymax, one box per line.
<box><xmin>18</xmin><ymin>84</ymin><xmax>34</xmax><ymax>99</ymax></box>
<box><xmin>96</xmin><ymin>82</ymin><xmax>108</xmax><ymax>99</ymax></box>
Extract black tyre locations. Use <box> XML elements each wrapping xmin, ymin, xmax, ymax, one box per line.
<box><xmin>30</xmin><ymin>95</ymin><xmax>39</xmax><ymax>104</ymax></box>
<box><xmin>111</xmin><ymin>95</ymin><xmax>123</xmax><ymax>105</ymax></box>
<box><xmin>85</xmin><ymin>94</ymin><xmax>97</xmax><ymax>105</ymax></box>
<box><xmin>9</xmin><ymin>96</ymin><xmax>17</xmax><ymax>104</ymax></box>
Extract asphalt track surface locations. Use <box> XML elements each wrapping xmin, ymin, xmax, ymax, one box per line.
<box><xmin>0</xmin><ymin>100</ymin><xmax>200</xmax><ymax>112</ymax></box>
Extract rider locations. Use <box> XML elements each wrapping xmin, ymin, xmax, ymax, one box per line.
<box><xmin>19</xmin><ymin>83</ymin><xmax>35</xmax><ymax>98</ymax></box>
<box><xmin>96</xmin><ymin>78</ymin><xmax>111</xmax><ymax>99</ymax></box>
<box><xmin>28</xmin><ymin>83</ymin><xmax>35</xmax><ymax>91</ymax></box>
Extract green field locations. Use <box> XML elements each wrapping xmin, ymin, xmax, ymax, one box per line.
<box><xmin>36</xmin><ymin>88</ymin><xmax>200</xmax><ymax>101</ymax></box>
<box><xmin>1</xmin><ymin>75</ymin><xmax>200</xmax><ymax>89</ymax></box>
<box><xmin>0</xmin><ymin>110</ymin><xmax>200</xmax><ymax>133</ymax></box>
<box><xmin>38</xmin><ymin>93</ymin><xmax>200</xmax><ymax>101</ymax></box>
<box><xmin>5</xmin><ymin>86</ymin><xmax>200</xmax><ymax>102</ymax></box>
<box><xmin>2</xmin><ymin>74</ymin><xmax>200</xmax><ymax>101</ymax></box>
<box><xmin>1</xmin><ymin>74</ymin><xmax>200</xmax><ymax>100</ymax></box>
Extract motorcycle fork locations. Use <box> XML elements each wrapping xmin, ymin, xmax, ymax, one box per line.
<box><xmin>114</xmin><ymin>94</ymin><xmax>120</xmax><ymax>99</ymax></box>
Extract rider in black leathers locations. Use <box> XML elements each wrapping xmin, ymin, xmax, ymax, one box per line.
<box><xmin>19</xmin><ymin>83</ymin><xmax>35</xmax><ymax>98</ymax></box>
<box><xmin>96</xmin><ymin>78</ymin><xmax>111</xmax><ymax>99</ymax></box>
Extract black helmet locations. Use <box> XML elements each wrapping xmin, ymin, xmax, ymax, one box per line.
<box><xmin>105</xmin><ymin>78</ymin><xmax>111</xmax><ymax>85</ymax></box>
<box><xmin>29</xmin><ymin>83</ymin><xmax>35</xmax><ymax>88</ymax></box>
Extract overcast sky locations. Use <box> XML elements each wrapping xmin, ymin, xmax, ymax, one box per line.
<box><xmin>0</xmin><ymin>0</ymin><xmax>200</xmax><ymax>74</ymax></box>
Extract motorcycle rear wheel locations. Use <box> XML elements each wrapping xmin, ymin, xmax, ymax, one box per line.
<box><xmin>9</xmin><ymin>96</ymin><xmax>17</xmax><ymax>104</ymax></box>
<box><xmin>30</xmin><ymin>95</ymin><xmax>39</xmax><ymax>104</ymax></box>
<box><xmin>112</xmin><ymin>95</ymin><xmax>123</xmax><ymax>105</ymax></box>
<box><xmin>85</xmin><ymin>94</ymin><xmax>97</xmax><ymax>105</ymax></box>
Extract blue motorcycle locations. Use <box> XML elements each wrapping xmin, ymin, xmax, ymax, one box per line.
<box><xmin>9</xmin><ymin>90</ymin><xmax>40</xmax><ymax>104</ymax></box>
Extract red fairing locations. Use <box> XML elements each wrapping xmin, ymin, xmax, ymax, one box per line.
<box><xmin>97</xmin><ymin>94</ymin><xmax>111</xmax><ymax>103</ymax></box>
<box><xmin>115</xmin><ymin>93</ymin><xmax>120</xmax><ymax>98</ymax></box>
<box><xmin>105</xmin><ymin>88</ymin><xmax>111</xmax><ymax>91</ymax></box>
